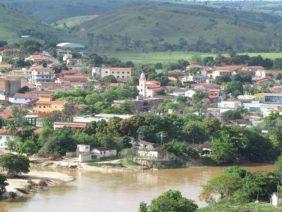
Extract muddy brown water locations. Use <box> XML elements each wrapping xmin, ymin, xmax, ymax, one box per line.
<box><xmin>0</xmin><ymin>164</ymin><xmax>274</xmax><ymax>212</ymax></box>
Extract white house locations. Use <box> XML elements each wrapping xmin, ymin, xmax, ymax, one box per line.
<box><xmin>92</xmin><ymin>148</ymin><xmax>117</xmax><ymax>159</ymax></box>
<box><xmin>271</xmin><ymin>192</ymin><xmax>282</xmax><ymax>207</ymax></box>
<box><xmin>29</xmin><ymin>65</ymin><xmax>52</xmax><ymax>84</ymax></box>
<box><xmin>77</xmin><ymin>144</ymin><xmax>90</xmax><ymax>153</ymax></box>
<box><xmin>92</xmin><ymin>66</ymin><xmax>132</xmax><ymax>82</ymax></box>
<box><xmin>0</xmin><ymin>129</ymin><xmax>15</xmax><ymax>150</ymax></box>
<box><xmin>137</xmin><ymin>140</ymin><xmax>160</xmax><ymax>159</ymax></box>
<box><xmin>185</xmin><ymin>89</ymin><xmax>197</xmax><ymax>98</ymax></box>
<box><xmin>137</xmin><ymin>149</ymin><xmax>159</xmax><ymax>159</ymax></box>
<box><xmin>77</xmin><ymin>144</ymin><xmax>92</xmax><ymax>162</ymax></box>
<box><xmin>218</xmin><ymin>101</ymin><xmax>241</xmax><ymax>113</ymax></box>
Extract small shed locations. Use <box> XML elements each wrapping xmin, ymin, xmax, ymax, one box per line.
<box><xmin>271</xmin><ymin>192</ymin><xmax>282</xmax><ymax>207</ymax></box>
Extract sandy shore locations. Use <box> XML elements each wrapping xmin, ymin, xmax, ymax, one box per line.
<box><xmin>25</xmin><ymin>171</ymin><xmax>74</xmax><ymax>182</ymax></box>
<box><xmin>4</xmin><ymin>171</ymin><xmax>74</xmax><ymax>200</ymax></box>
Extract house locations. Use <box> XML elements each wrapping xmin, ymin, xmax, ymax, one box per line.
<box><xmin>24</xmin><ymin>114</ymin><xmax>39</xmax><ymax>127</ymax></box>
<box><xmin>77</xmin><ymin>144</ymin><xmax>91</xmax><ymax>153</ymax></box>
<box><xmin>218</xmin><ymin>101</ymin><xmax>241</xmax><ymax>113</ymax></box>
<box><xmin>255</xmin><ymin>70</ymin><xmax>282</xmax><ymax>79</ymax></box>
<box><xmin>138</xmin><ymin>72</ymin><xmax>163</xmax><ymax>98</ymax></box>
<box><xmin>185</xmin><ymin>89</ymin><xmax>197</xmax><ymax>98</ymax></box>
<box><xmin>58</xmin><ymin>69</ymin><xmax>88</xmax><ymax>86</ymax></box>
<box><xmin>243</xmin><ymin>101</ymin><xmax>282</xmax><ymax>117</ymax></box>
<box><xmin>92</xmin><ymin>66</ymin><xmax>132</xmax><ymax>82</ymax></box>
<box><xmin>77</xmin><ymin>144</ymin><xmax>92</xmax><ymax>162</ymax></box>
<box><xmin>271</xmin><ymin>192</ymin><xmax>282</xmax><ymax>207</ymax></box>
<box><xmin>29</xmin><ymin>65</ymin><xmax>53</xmax><ymax>84</ymax></box>
<box><xmin>53</xmin><ymin>122</ymin><xmax>87</xmax><ymax>130</ymax></box>
<box><xmin>91</xmin><ymin>148</ymin><xmax>117</xmax><ymax>159</ymax></box>
<box><xmin>0</xmin><ymin>129</ymin><xmax>15</xmax><ymax>150</ymax></box>
<box><xmin>25</xmin><ymin>52</ymin><xmax>55</xmax><ymax>64</ymax></box>
<box><xmin>33</xmin><ymin>92</ymin><xmax>67</xmax><ymax>114</ymax></box>
<box><xmin>256</xmin><ymin>93</ymin><xmax>282</xmax><ymax>104</ymax></box>
<box><xmin>211</xmin><ymin>66</ymin><xmax>240</xmax><ymax>79</ymax></box>
<box><xmin>137</xmin><ymin>140</ymin><xmax>159</xmax><ymax>159</ymax></box>
<box><xmin>9</xmin><ymin>92</ymin><xmax>38</xmax><ymax>104</ymax></box>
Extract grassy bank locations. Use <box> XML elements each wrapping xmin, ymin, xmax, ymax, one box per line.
<box><xmin>102</xmin><ymin>51</ymin><xmax>282</xmax><ymax>64</ymax></box>
<box><xmin>198</xmin><ymin>202</ymin><xmax>278</xmax><ymax>212</ymax></box>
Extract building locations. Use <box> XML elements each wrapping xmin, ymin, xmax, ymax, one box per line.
<box><xmin>91</xmin><ymin>148</ymin><xmax>117</xmax><ymax>159</ymax></box>
<box><xmin>0</xmin><ymin>129</ymin><xmax>15</xmax><ymax>150</ymax></box>
<box><xmin>92</xmin><ymin>67</ymin><xmax>132</xmax><ymax>82</ymax></box>
<box><xmin>218</xmin><ymin>101</ymin><xmax>241</xmax><ymax>113</ymax></box>
<box><xmin>77</xmin><ymin>144</ymin><xmax>91</xmax><ymax>153</ymax></box>
<box><xmin>29</xmin><ymin>65</ymin><xmax>53</xmax><ymax>84</ymax></box>
<box><xmin>25</xmin><ymin>52</ymin><xmax>55</xmax><ymax>64</ymax></box>
<box><xmin>211</xmin><ymin>66</ymin><xmax>240</xmax><ymax>79</ymax></box>
<box><xmin>56</xmin><ymin>42</ymin><xmax>85</xmax><ymax>56</ymax></box>
<box><xmin>9</xmin><ymin>92</ymin><xmax>38</xmax><ymax>104</ymax></box>
<box><xmin>271</xmin><ymin>192</ymin><xmax>282</xmax><ymax>207</ymax></box>
<box><xmin>58</xmin><ymin>69</ymin><xmax>88</xmax><ymax>87</ymax></box>
<box><xmin>76</xmin><ymin>144</ymin><xmax>92</xmax><ymax>162</ymax></box>
<box><xmin>138</xmin><ymin>72</ymin><xmax>163</xmax><ymax>98</ymax></box>
<box><xmin>53</xmin><ymin>122</ymin><xmax>87</xmax><ymax>130</ymax></box>
<box><xmin>243</xmin><ymin>101</ymin><xmax>282</xmax><ymax>117</ymax></box>
<box><xmin>137</xmin><ymin>140</ymin><xmax>159</xmax><ymax>159</ymax></box>
<box><xmin>33</xmin><ymin>92</ymin><xmax>67</xmax><ymax>114</ymax></box>
<box><xmin>259</xmin><ymin>93</ymin><xmax>282</xmax><ymax>104</ymax></box>
<box><xmin>0</xmin><ymin>77</ymin><xmax>21</xmax><ymax>98</ymax></box>
<box><xmin>73</xmin><ymin>114</ymin><xmax>133</xmax><ymax>123</ymax></box>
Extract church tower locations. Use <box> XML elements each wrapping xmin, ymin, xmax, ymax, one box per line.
<box><xmin>138</xmin><ymin>72</ymin><xmax>147</xmax><ymax>97</ymax></box>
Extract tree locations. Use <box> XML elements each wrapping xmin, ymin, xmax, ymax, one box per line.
<box><xmin>275</xmin><ymin>155</ymin><xmax>282</xmax><ymax>179</ymax></box>
<box><xmin>0</xmin><ymin>174</ymin><xmax>8</xmax><ymax>195</ymax></box>
<box><xmin>0</xmin><ymin>154</ymin><xmax>30</xmax><ymax>177</ymax></box>
<box><xmin>200</xmin><ymin>171</ymin><xmax>242</xmax><ymax>201</ymax></box>
<box><xmin>221</xmin><ymin>110</ymin><xmax>242</xmax><ymax>122</ymax></box>
<box><xmin>211</xmin><ymin>139</ymin><xmax>238</xmax><ymax>164</ymax></box>
<box><xmin>19</xmin><ymin>140</ymin><xmax>38</xmax><ymax>155</ymax></box>
<box><xmin>211</xmin><ymin>127</ymin><xmax>248</xmax><ymax>164</ymax></box>
<box><xmin>201</xmin><ymin>166</ymin><xmax>278</xmax><ymax>203</ymax></box>
<box><xmin>139</xmin><ymin>202</ymin><xmax>148</xmax><ymax>212</ymax></box>
<box><xmin>146</xmin><ymin>190</ymin><xmax>198</xmax><ymax>212</ymax></box>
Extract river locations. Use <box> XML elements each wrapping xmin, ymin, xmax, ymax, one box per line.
<box><xmin>0</xmin><ymin>164</ymin><xmax>274</xmax><ymax>212</ymax></box>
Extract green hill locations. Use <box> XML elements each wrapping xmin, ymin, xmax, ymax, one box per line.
<box><xmin>0</xmin><ymin>5</ymin><xmax>70</xmax><ymax>43</ymax></box>
<box><xmin>72</xmin><ymin>4</ymin><xmax>282</xmax><ymax>52</ymax></box>
<box><xmin>0</xmin><ymin>0</ymin><xmax>149</xmax><ymax>23</ymax></box>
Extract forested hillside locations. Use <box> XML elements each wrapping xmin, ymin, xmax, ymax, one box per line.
<box><xmin>0</xmin><ymin>5</ymin><xmax>69</xmax><ymax>43</ymax></box>
<box><xmin>73</xmin><ymin>4</ymin><xmax>282</xmax><ymax>52</ymax></box>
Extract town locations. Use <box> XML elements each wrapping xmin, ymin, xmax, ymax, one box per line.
<box><xmin>0</xmin><ymin>39</ymin><xmax>281</xmax><ymax>210</ymax></box>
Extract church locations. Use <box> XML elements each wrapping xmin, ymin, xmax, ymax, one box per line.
<box><xmin>137</xmin><ymin>72</ymin><xmax>163</xmax><ymax>98</ymax></box>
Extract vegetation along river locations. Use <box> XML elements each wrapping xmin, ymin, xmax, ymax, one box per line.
<box><xmin>0</xmin><ymin>164</ymin><xmax>274</xmax><ymax>212</ymax></box>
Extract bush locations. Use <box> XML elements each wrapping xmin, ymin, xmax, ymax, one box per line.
<box><xmin>0</xmin><ymin>154</ymin><xmax>30</xmax><ymax>177</ymax></box>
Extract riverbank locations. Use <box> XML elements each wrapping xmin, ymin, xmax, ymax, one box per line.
<box><xmin>3</xmin><ymin>171</ymin><xmax>74</xmax><ymax>201</ymax></box>
<box><xmin>29</xmin><ymin>156</ymin><xmax>275</xmax><ymax>174</ymax></box>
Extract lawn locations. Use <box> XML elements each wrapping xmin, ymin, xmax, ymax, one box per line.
<box><xmin>102</xmin><ymin>51</ymin><xmax>282</xmax><ymax>65</ymax></box>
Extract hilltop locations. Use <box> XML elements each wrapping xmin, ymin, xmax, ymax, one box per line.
<box><xmin>0</xmin><ymin>0</ymin><xmax>148</xmax><ymax>23</ymax></box>
<box><xmin>0</xmin><ymin>5</ymin><xmax>69</xmax><ymax>43</ymax></box>
<box><xmin>72</xmin><ymin>4</ymin><xmax>282</xmax><ymax>52</ymax></box>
